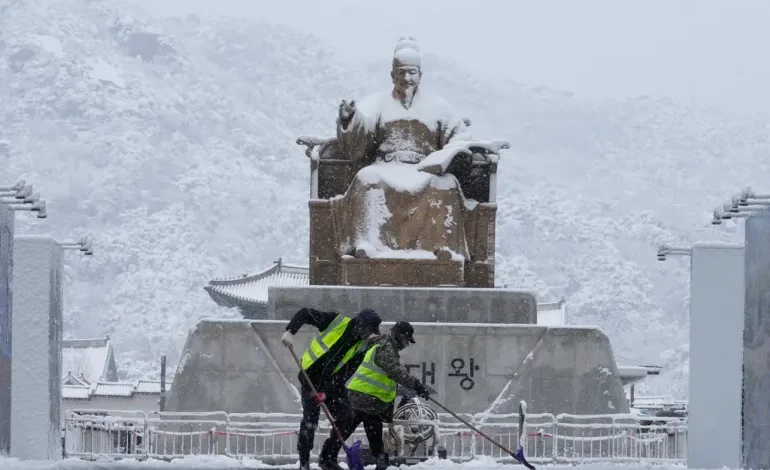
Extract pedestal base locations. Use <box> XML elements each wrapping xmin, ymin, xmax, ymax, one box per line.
<box><xmin>341</xmin><ymin>257</ymin><xmax>464</xmax><ymax>287</ymax></box>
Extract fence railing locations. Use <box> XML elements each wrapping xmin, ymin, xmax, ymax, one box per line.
<box><xmin>63</xmin><ymin>409</ymin><xmax>687</xmax><ymax>465</ymax></box>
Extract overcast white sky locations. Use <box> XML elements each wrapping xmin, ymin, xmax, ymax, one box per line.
<box><xmin>132</xmin><ymin>0</ymin><xmax>770</xmax><ymax>116</ymax></box>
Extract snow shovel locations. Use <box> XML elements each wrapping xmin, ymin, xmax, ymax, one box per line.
<box><xmin>427</xmin><ymin>397</ymin><xmax>536</xmax><ymax>470</ymax></box>
<box><xmin>286</xmin><ymin>344</ymin><xmax>363</xmax><ymax>470</ymax></box>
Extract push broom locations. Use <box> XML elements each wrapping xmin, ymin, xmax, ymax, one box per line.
<box><xmin>287</xmin><ymin>344</ymin><xmax>364</xmax><ymax>470</ymax></box>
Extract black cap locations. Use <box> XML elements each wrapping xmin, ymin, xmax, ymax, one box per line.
<box><xmin>391</xmin><ymin>321</ymin><xmax>416</xmax><ymax>344</ymax></box>
<box><xmin>356</xmin><ymin>308</ymin><xmax>382</xmax><ymax>335</ymax></box>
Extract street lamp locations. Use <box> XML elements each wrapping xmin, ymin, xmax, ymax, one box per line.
<box><xmin>712</xmin><ymin>187</ymin><xmax>770</xmax><ymax>225</ymax></box>
<box><xmin>57</xmin><ymin>235</ymin><xmax>94</xmax><ymax>256</ymax></box>
<box><xmin>0</xmin><ymin>180</ymin><xmax>47</xmax><ymax>219</ymax></box>
<box><xmin>657</xmin><ymin>244</ymin><xmax>692</xmax><ymax>261</ymax></box>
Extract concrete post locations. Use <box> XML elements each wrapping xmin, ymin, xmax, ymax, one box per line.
<box><xmin>687</xmin><ymin>243</ymin><xmax>744</xmax><ymax>469</ymax></box>
<box><xmin>10</xmin><ymin>236</ymin><xmax>63</xmax><ymax>460</ymax></box>
<box><xmin>0</xmin><ymin>205</ymin><xmax>14</xmax><ymax>454</ymax></box>
<box><xmin>742</xmin><ymin>212</ymin><xmax>770</xmax><ymax>469</ymax></box>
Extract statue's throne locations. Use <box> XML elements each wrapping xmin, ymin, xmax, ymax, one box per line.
<box><xmin>298</xmin><ymin>134</ymin><xmax>501</xmax><ymax>288</ymax></box>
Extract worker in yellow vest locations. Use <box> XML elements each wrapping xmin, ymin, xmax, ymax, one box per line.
<box><xmin>317</xmin><ymin>321</ymin><xmax>431</xmax><ymax>470</ymax></box>
<box><xmin>281</xmin><ymin>307</ymin><xmax>382</xmax><ymax>470</ymax></box>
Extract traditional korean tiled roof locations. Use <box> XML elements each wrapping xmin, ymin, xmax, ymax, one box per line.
<box><xmin>93</xmin><ymin>382</ymin><xmax>134</xmax><ymax>397</ymax></box>
<box><xmin>62</xmin><ymin>380</ymin><xmax>170</xmax><ymax>400</ymax></box>
<box><xmin>62</xmin><ymin>336</ymin><xmax>118</xmax><ymax>383</ymax></box>
<box><xmin>205</xmin><ymin>258</ymin><xmax>309</xmax><ymax>309</ymax></box>
<box><xmin>62</xmin><ymin>385</ymin><xmax>91</xmax><ymax>400</ymax></box>
<box><xmin>135</xmin><ymin>380</ymin><xmax>165</xmax><ymax>394</ymax></box>
<box><xmin>63</xmin><ymin>371</ymin><xmax>91</xmax><ymax>386</ymax></box>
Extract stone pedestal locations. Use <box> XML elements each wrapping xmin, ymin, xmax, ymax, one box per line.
<box><xmin>687</xmin><ymin>243</ymin><xmax>744</xmax><ymax>469</ymax></box>
<box><xmin>340</xmin><ymin>257</ymin><xmax>465</xmax><ymax>287</ymax></box>
<box><xmin>743</xmin><ymin>213</ymin><xmax>770</xmax><ymax>470</ymax></box>
<box><xmin>168</xmin><ymin>320</ymin><xmax>628</xmax><ymax>417</ymax></box>
<box><xmin>10</xmin><ymin>236</ymin><xmax>63</xmax><ymax>460</ymax></box>
<box><xmin>0</xmin><ymin>205</ymin><xmax>13</xmax><ymax>454</ymax></box>
<box><xmin>267</xmin><ymin>285</ymin><xmax>537</xmax><ymax>324</ymax></box>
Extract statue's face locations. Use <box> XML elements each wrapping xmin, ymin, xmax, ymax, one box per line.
<box><xmin>392</xmin><ymin>66</ymin><xmax>421</xmax><ymax>93</ymax></box>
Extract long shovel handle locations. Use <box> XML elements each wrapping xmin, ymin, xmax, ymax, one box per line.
<box><xmin>287</xmin><ymin>344</ymin><xmax>348</xmax><ymax>447</ymax></box>
<box><xmin>428</xmin><ymin>397</ymin><xmax>535</xmax><ymax>469</ymax></box>
<box><xmin>427</xmin><ymin>396</ymin><xmax>515</xmax><ymax>455</ymax></box>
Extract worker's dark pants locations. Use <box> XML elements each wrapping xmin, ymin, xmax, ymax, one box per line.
<box><xmin>297</xmin><ymin>381</ymin><xmax>350</xmax><ymax>465</ymax></box>
<box><xmin>319</xmin><ymin>406</ymin><xmax>392</xmax><ymax>464</ymax></box>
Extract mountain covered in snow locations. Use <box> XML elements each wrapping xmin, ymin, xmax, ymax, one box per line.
<box><xmin>3</xmin><ymin>0</ymin><xmax>769</xmax><ymax>397</ymax></box>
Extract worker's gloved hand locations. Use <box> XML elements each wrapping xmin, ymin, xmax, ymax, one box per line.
<box><xmin>281</xmin><ymin>331</ymin><xmax>295</xmax><ymax>348</ymax></box>
<box><xmin>313</xmin><ymin>392</ymin><xmax>326</xmax><ymax>404</ymax></box>
<box><xmin>413</xmin><ymin>382</ymin><xmax>431</xmax><ymax>400</ymax></box>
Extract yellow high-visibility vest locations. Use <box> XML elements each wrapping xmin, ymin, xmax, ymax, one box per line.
<box><xmin>300</xmin><ymin>314</ymin><xmax>363</xmax><ymax>373</ymax></box>
<box><xmin>333</xmin><ymin>339</ymin><xmax>368</xmax><ymax>374</ymax></box>
<box><xmin>345</xmin><ymin>344</ymin><xmax>397</xmax><ymax>403</ymax></box>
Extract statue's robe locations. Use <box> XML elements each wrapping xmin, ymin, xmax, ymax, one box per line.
<box><xmin>330</xmin><ymin>89</ymin><xmax>474</xmax><ymax>259</ymax></box>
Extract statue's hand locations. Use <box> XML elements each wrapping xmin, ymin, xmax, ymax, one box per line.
<box><xmin>338</xmin><ymin>99</ymin><xmax>356</xmax><ymax>126</ymax></box>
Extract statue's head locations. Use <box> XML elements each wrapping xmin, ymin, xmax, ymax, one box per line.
<box><xmin>391</xmin><ymin>36</ymin><xmax>422</xmax><ymax>104</ymax></box>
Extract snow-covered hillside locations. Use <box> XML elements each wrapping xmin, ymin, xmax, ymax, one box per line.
<box><xmin>3</xmin><ymin>0</ymin><xmax>768</xmax><ymax>396</ymax></box>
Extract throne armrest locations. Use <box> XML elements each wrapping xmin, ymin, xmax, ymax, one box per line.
<box><xmin>300</xmin><ymin>137</ymin><xmax>354</xmax><ymax>199</ymax></box>
<box><xmin>447</xmin><ymin>151</ymin><xmax>500</xmax><ymax>204</ymax></box>
<box><xmin>297</xmin><ymin>135</ymin><xmax>340</xmax><ymax>160</ymax></box>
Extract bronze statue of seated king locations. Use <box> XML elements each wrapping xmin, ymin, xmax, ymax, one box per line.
<box><xmin>297</xmin><ymin>37</ymin><xmax>509</xmax><ymax>288</ymax></box>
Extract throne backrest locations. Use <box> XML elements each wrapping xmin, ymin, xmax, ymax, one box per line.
<box><xmin>308</xmin><ymin>138</ymin><xmax>498</xmax><ymax>203</ymax></box>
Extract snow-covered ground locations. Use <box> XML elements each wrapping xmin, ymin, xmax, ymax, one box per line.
<box><xmin>0</xmin><ymin>456</ymin><xmax>689</xmax><ymax>470</ymax></box>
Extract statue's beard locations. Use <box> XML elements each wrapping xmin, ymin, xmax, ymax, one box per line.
<box><xmin>402</xmin><ymin>84</ymin><xmax>417</xmax><ymax>107</ymax></box>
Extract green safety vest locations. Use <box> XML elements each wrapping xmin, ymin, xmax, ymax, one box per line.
<box><xmin>301</xmin><ymin>314</ymin><xmax>365</xmax><ymax>373</ymax></box>
<box><xmin>346</xmin><ymin>344</ymin><xmax>397</xmax><ymax>403</ymax></box>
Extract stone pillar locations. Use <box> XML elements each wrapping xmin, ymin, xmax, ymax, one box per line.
<box><xmin>687</xmin><ymin>243</ymin><xmax>744</xmax><ymax>469</ymax></box>
<box><xmin>10</xmin><ymin>236</ymin><xmax>63</xmax><ymax>460</ymax></box>
<box><xmin>743</xmin><ymin>212</ymin><xmax>770</xmax><ymax>470</ymax></box>
<box><xmin>0</xmin><ymin>205</ymin><xmax>13</xmax><ymax>454</ymax></box>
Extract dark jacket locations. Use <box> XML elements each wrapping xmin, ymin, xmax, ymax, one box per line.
<box><xmin>286</xmin><ymin>307</ymin><xmax>369</xmax><ymax>392</ymax></box>
<box><xmin>349</xmin><ymin>334</ymin><xmax>421</xmax><ymax>417</ymax></box>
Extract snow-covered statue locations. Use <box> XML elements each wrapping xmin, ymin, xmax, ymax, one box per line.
<box><xmin>298</xmin><ymin>37</ymin><xmax>509</xmax><ymax>287</ymax></box>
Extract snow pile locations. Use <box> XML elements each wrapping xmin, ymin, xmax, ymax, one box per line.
<box><xmin>0</xmin><ymin>455</ymin><xmax>274</xmax><ymax>469</ymax></box>
<box><xmin>0</xmin><ymin>455</ymin><xmax>704</xmax><ymax>470</ymax></box>
<box><xmin>4</xmin><ymin>0</ymin><xmax>770</xmax><ymax>397</ymax></box>
<box><xmin>416</xmin><ymin>139</ymin><xmax>509</xmax><ymax>175</ymax></box>
<box><xmin>358</xmin><ymin>163</ymin><xmax>434</xmax><ymax>194</ymax></box>
<box><xmin>371</xmin><ymin>250</ymin><xmax>436</xmax><ymax>259</ymax></box>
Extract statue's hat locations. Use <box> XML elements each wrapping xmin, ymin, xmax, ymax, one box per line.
<box><xmin>393</xmin><ymin>36</ymin><xmax>421</xmax><ymax>68</ymax></box>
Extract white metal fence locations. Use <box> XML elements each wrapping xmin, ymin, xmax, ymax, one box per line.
<box><xmin>63</xmin><ymin>409</ymin><xmax>687</xmax><ymax>465</ymax></box>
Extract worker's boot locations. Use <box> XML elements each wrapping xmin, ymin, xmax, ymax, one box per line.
<box><xmin>318</xmin><ymin>460</ymin><xmax>344</xmax><ymax>470</ymax></box>
<box><xmin>299</xmin><ymin>449</ymin><xmax>311</xmax><ymax>470</ymax></box>
<box><xmin>299</xmin><ymin>449</ymin><xmax>310</xmax><ymax>470</ymax></box>
<box><xmin>318</xmin><ymin>442</ymin><xmax>345</xmax><ymax>470</ymax></box>
<box><xmin>375</xmin><ymin>452</ymin><xmax>390</xmax><ymax>470</ymax></box>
